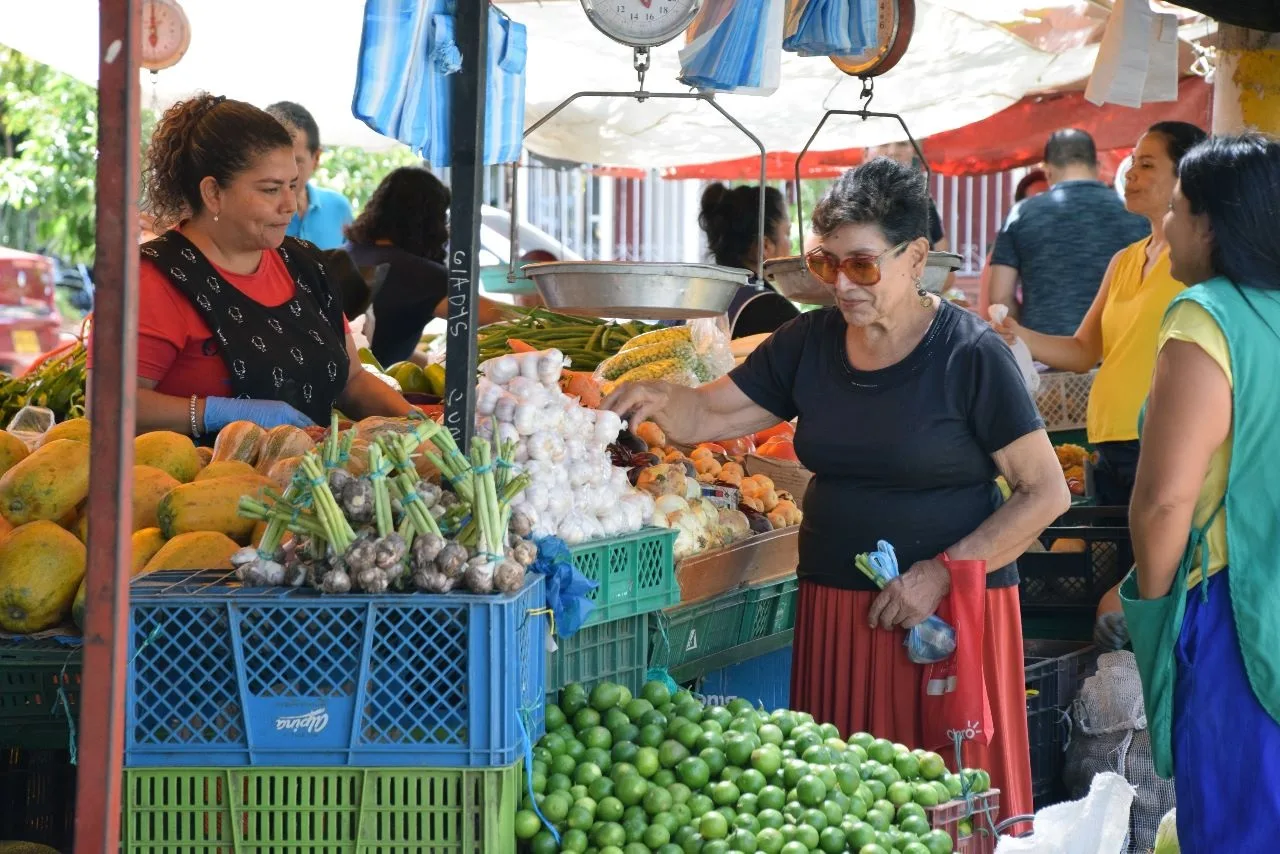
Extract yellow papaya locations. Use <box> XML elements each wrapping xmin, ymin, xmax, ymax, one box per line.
<box><xmin>0</xmin><ymin>520</ymin><xmax>87</xmax><ymax>633</ymax></box>
<box><xmin>196</xmin><ymin>460</ymin><xmax>258</xmax><ymax>482</ymax></box>
<box><xmin>156</xmin><ymin>474</ymin><xmax>272</xmax><ymax>542</ymax></box>
<box><xmin>196</xmin><ymin>446</ymin><xmax>213</xmax><ymax>468</ymax></box>
<box><xmin>72</xmin><ymin>528</ymin><xmax>167</xmax><ymax>629</ymax></box>
<box><xmin>134</xmin><ymin>431</ymin><xmax>202</xmax><ymax>484</ymax></box>
<box><xmin>37</xmin><ymin>417</ymin><xmax>91</xmax><ymax>448</ymax></box>
<box><xmin>143</xmin><ymin>530</ymin><xmax>241</xmax><ymax>574</ymax></box>
<box><xmin>0</xmin><ymin>439</ymin><xmax>91</xmax><ymax>526</ymax></box>
<box><xmin>0</xmin><ymin>430</ymin><xmax>30</xmax><ymax>478</ymax></box>
<box><xmin>133</xmin><ymin>465</ymin><xmax>181</xmax><ymax>531</ymax></box>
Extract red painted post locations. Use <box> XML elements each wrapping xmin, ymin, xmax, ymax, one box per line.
<box><xmin>74</xmin><ymin>1</ymin><xmax>141</xmax><ymax>851</ymax></box>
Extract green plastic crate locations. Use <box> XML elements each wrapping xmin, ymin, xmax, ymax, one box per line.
<box><xmin>570</xmin><ymin>527</ymin><xmax>678</xmax><ymax>628</ymax></box>
<box><xmin>0</xmin><ymin>640</ymin><xmax>80</xmax><ymax>750</ymax></box>
<box><xmin>122</xmin><ymin>762</ymin><xmax>521</xmax><ymax>854</ymax></box>
<box><xmin>546</xmin><ymin>615</ymin><xmax>649</xmax><ymax>704</ymax></box>
<box><xmin>651</xmin><ymin>590</ymin><xmax>749</xmax><ymax>673</ymax></box>
<box><xmin>739</xmin><ymin>577</ymin><xmax>799</xmax><ymax>645</ymax></box>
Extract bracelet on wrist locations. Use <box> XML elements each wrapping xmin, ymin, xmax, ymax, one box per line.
<box><xmin>189</xmin><ymin>395</ymin><xmax>202</xmax><ymax>439</ymax></box>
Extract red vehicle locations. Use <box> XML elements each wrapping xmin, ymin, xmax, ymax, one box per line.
<box><xmin>0</xmin><ymin>247</ymin><xmax>66</xmax><ymax>374</ymax></box>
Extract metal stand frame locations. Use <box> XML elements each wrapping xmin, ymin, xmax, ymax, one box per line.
<box><xmin>510</xmin><ymin>89</ymin><xmax>769</xmax><ymax>283</ymax></box>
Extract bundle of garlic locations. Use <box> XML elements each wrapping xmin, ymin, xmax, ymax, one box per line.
<box><xmin>476</xmin><ymin>348</ymin><xmax>655</xmax><ymax>545</ymax></box>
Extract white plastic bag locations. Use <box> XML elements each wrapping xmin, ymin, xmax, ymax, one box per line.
<box><xmin>688</xmin><ymin>317</ymin><xmax>736</xmax><ymax>381</ymax></box>
<box><xmin>994</xmin><ymin>772</ymin><xmax>1135</xmax><ymax>854</ymax></box>
<box><xmin>6</xmin><ymin>405</ymin><xmax>55</xmax><ymax>450</ymax></box>
<box><xmin>988</xmin><ymin>304</ymin><xmax>1041</xmax><ymax>394</ymax></box>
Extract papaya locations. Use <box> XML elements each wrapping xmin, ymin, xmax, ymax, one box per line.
<box><xmin>143</xmin><ymin>530</ymin><xmax>241</xmax><ymax>573</ymax></box>
<box><xmin>0</xmin><ymin>520</ymin><xmax>87</xmax><ymax>633</ymax></box>
<box><xmin>156</xmin><ymin>473</ymin><xmax>272</xmax><ymax>542</ymax></box>
<box><xmin>74</xmin><ymin>512</ymin><xmax>88</xmax><ymax>543</ymax></box>
<box><xmin>72</xmin><ymin>528</ymin><xmax>167</xmax><ymax>629</ymax></box>
<box><xmin>0</xmin><ymin>439</ymin><xmax>91</xmax><ymax>526</ymax></box>
<box><xmin>212</xmin><ymin>421</ymin><xmax>266</xmax><ymax>466</ymax></box>
<box><xmin>196</xmin><ymin>446</ymin><xmax>213</xmax><ymax>467</ymax></box>
<box><xmin>254</xmin><ymin>425</ymin><xmax>315</xmax><ymax>473</ymax></box>
<box><xmin>135</xmin><ymin>431</ymin><xmax>202</xmax><ymax>484</ymax></box>
<box><xmin>0</xmin><ymin>430</ymin><xmax>30</xmax><ymax>477</ymax></box>
<box><xmin>37</xmin><ymin>417</ymin><xmax>91</xmax><ymax>448</ymax></box>
<box><xmin>265</xmin><ymin>455</ymin><xmax>302</xmax><ymax>491</ymax></box>
<box><xmin>196</xmin><ymin>460</ymin><xmax>259</xmax><ymax>482</ymax></box>
<box><xmin>133</xmin><ymin>465</ymin><xmax>181</xmax><ymax>531</ymax></box>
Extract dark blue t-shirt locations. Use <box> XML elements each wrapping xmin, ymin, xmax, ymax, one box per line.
<box><xmin>729</xmin><ymin>302</ymin><xmax>1043</xmax><ymax>590</ymax></box>
<box><xmin>991</xmin><ymin>180</ymin><xmax>1149</xmax><ymax>336</ymax></box>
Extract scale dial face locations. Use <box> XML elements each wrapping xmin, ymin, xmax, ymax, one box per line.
<box><xmin>581</xmin><ymin>0</ymin><xmax>701</xmax><ymax>48</ymax></box>
<box><xmin>140</xmin><ymin>0</ymin><xmax>192</xmax><ymax>72</ymax></box>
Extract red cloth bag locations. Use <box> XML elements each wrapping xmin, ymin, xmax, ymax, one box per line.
<box><xmin>919</xmin><ymin>555</ymin><xmax>994</xmax><ymax>752</ymax></box>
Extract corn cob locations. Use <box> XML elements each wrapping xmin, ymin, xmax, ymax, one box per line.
<box><xmin>618</xmin><ymin>326</ymin><xmax>692</xmax><ymax>354</ymax></box>
<box><xmin>598</xmin><ymin>340</ymin><xmax>698</xmax><ymax>381</ymax></box>
<box><xmin>613</xmin><ymin>357</ymin><xmax>699</xmax><ymax>385</ymax></box>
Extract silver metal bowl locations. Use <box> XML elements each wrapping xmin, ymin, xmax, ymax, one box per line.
<box><xmin>522</xmin><ymin>261</ymin><xmax>748</xmax><ymax>320</ymax></box>
<box><xmin>763</xmin><ymin>256</ymin><xmax>833</xmax><ymax>306</ymax></box>
<box><xmin>921</xmin><ymin>252</ymin><xmax>963</xmax><ymax>294</ymax></box>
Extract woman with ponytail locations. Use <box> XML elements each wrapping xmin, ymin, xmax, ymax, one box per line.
<box><xmin>89</xmin><ymin>94</ymin><xmax>412</xmax><ymax>438</ymax></box>
<box><xmin>698</xmin><ymin>182</ymin><xmax>800</xmax><ymax>338</ymax></box>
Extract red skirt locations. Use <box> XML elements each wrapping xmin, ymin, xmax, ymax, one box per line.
<box><xmin>790</xmin><ymin>579</ymin><xmax>1032</xmax><ymax>821</ymax></box>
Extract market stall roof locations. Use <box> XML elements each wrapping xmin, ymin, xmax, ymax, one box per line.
<box><xmin>0</xmin><ymin>0</ymin><xmax>1210</xmax><ymax>167</ymax></box>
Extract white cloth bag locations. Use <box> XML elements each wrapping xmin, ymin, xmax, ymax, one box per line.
<box><xmin>995</xmin><ymin>772</ymin><xmax>1136</xmax><ymax>854</ymax></box>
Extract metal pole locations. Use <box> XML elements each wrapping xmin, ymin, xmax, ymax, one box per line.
<box><xmin>444</xmin><ymin>0</ymin><xmax>489</xmax><ymax>452</ymax></box>
<box><xmin>76</xmin><ymin>2</ymin><xmax>140</xmax><ymax>851</ymax></box>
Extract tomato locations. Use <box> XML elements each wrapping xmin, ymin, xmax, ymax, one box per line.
<box><xmin>757</xmin><ymin>437</ymin><xmax>799</xmax><ymax>462</ymax></box>
<box><xmin>717</xmin><ymin>436</ymin><xmax>756</xmax><ymax>457</ymax></box>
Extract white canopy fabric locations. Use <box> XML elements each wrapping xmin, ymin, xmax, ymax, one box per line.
<box><xmin>0</xmin><ymin>0</ymin><xmax>1193</xmax><ymax>167</ymax></box>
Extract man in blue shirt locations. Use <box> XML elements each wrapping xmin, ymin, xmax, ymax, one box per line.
<box><xmin>266</xmin><ymin>102</ymin><xmax>354</xmax><ymax>250</ymax></box>
<box><xmin>988</xmin><ymin>129</ymin><xmax>1149</xmax><ymax>336</ymax></box>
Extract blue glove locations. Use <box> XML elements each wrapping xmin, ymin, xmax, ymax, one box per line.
<box><xmin>203</xmin><ymin>397</ymin><xmax>315</xmax><ymax>432</ymax></box>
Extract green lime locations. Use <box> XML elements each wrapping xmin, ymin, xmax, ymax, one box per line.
<box><xmin>874</xmin><ymin>765</ymin><xmax>901</xmax><ymax>789</ymax></box>
<box><xmin>903</xmin><ymin>843</ymin><xmax>933</xmax><ymax>854</ymax></box>
<box><xmin>667</xmin><ymin>781</ymin><xmax>692</xmax><ymax>805</ymax></box>
<box><xmin>706</xmin><ymin>706</ymin><xmax>734</xmax><ymax>730</ymax></box>
<box><xmin>554</xmin><ymin>724</ymin><xmax>577</xmax><ymax>743</ymax></box>
<box><xmin>652</xmin><ymin>810</ymin><xmax>680</xmax><ymax>836</ymax></box>
<box><xmin>542</xmin><ymin>790</ymin><xmax>572</xmax><ymax>823</ymax></box>
<box><xmin>864</xmin><ymin>808</ymin><xmax>892</xmax><ymax>832</ymax></box>
<box><xmin>657</xmin><ymin>846</ymin><xmax>683</xmax><ymax>854</ymax></box>
<box><xmin>793</xmin><ymin>823</ymin><xmax>820</xmax><ymax>851</ymax></box>
<box><xmin>585</xmin><ymin>746</ymin><xmax>613</xmax><ymax>772</ymax></box>
<box><xmin>737</xmin><ymin>768</ymin><xmax>768</xmax><ymax>796</ymax></box>
<box><xmin>800</xmin><ymin>807</ymin><xmax>828</xmax><ymax>831</ymax></box>
<box><xmin>710</xmin><ymin>780</ymin><xmax>741</xmax><ymax>807</ymax></box>
<box><xmin>591</xmin><ymin>682</ymin><xmax>624</xmax><ymax>712</ymax></box>
<box><xmin>729</xmin><ymin>828</ymin><xmax>758</xmax><ymax>853</ymax></box>
<box><xmin>737</xmin><ymin>793</ymin><xmax>760</xmax><ymax>817</ymax></box>
<box><xmin>611</xmin><ymin>762</ymin><xmax>638</xmax><ymax>783</ymax></box>
<box><xmin>530</xmin><ymin>829</ymin><xmax>560</xmax><ymax>854</ymax></box>
<box><xmin>943</xmin><ymin>774</ymin><xmax>963</xmax><ymax>799</ymax></box>
<box><xmin>724</xmin><ymin>734</ymin><xmax>755</xmax><ymax>768</ymax></box>
<box><xmin>781</xmin><ymin>759</ymin><xmax>809</xmax><ymax>790</ymax></box>
<box><xmin>721</xmin><ymin>765</ymin><xmax>744</xmax><ymax>785</ymax></box>
<box><xmin>675</xmin><ymin>722</ymin><xmax>703</xmax><ymax>751</ymax></box>
<box><xmin>671</xmin><ymin>802</ymin><xmax>693</xmax><ymax>828</ymax></box>
<box><xmin>834</xmin><ymin>763</ymin><xmax>860</xmax><ymax>797</ymax></box>
<box><xmin>756</xmin><ymin>785</ymin><xmax>786</xmax><ymax>812</ymax></box>
<box><xmin>696</xmin><ymin>728</ymin><xmax>726</xmax><ymax>753</ymax></box>
<box><xmin>604</xmin><ymin>707</ymin><xmax>631</xmax><ymax>731</ymax></box>
<box><xmin>702</xmin><ymin>841</ymin><xmax>730</xmax><ymax>854</ymax></box>
<box><xmin>699</xmin><ymin>747</ymin><xmax>727</xmax><ymax>778</ymax></box>
<box><xmin>638</xmin><ymin>724</ymin><xmax>665</xmax><ymax>749</ymax></box>
<box><xmin>688</xmin><ymin>793</ymin><xmax>715</xmax><ymax>818</ymax></box>
<box><xmin>757</xmin><ymin>826</ymin><xmax>785</xmax><ymax>854</ymax></box>
<box><xmin>757</xmin><ymin>807</ymin><xmax>785</xmax><ymax>830</ymax></box>
<box><xmin>659</xmin><ymin>740</ymin><xmax>691</xmax><ymax>770</ymax></box>
<box><xmin>912</xmin><ymin>783</ymin><xmax>940</xmax><ymax>807</ymax></box>
<box><xmin>700</xmin><ymin>810</ymin><xmax>730</xmax><ymax>841</ymax></box>
<box><xmin>896</xmin><ymin>802</ymin><xmax>926</xmax><ymax>824</ymax></box>
<box><xmin>867</xmin><ymin>739</ymin><xmax>895</xmax><ymax>766</ymax></box>
<box><xmin>824</xmin><ymin>736</ymin><xmax>849</xmax><ymax>753</ymax></box>
<box><xmin>899</xmin><ymin>814</ymin><xmax>931</xmax><ymax>837</ymax></box>
<box><xmin>545</xmin><ymin>704</ymin><xmax>567</xmax><ymax>733</ymax></box>
<box><xmin>677</xmin><ymin>756</ymin><xmax>711</xmax><ymax>790</ymax></box>
<box><xmin>644</xmin><ymin>785</ymin><xmax>674</xmax><ymax>816</ymax></box>
<box><xmin>612</xmin><ymin>738</ymin><xmax>639</xmax><ymax>764</ymax></box>
<box><xmin>873</xmin><ymin>799</ymin><xmax>897</xmax><ymax>819</ymax></box>
<box><xmin>653</xmin><ymin>769</ymin><xmax>676</xmax><ymax>788</ymax></box>
<box><xmin>665</xmin><ymin>716</ymin><xmax>691</xmax><ymax>739</ymax></box>
<box><xmin>887</xmin><ymin>781</ymin><xmax>913</xmax><ymax>807</ymax></box>
<box><xmin>751</xmin><ymin>746</ymin><xmax>783</xmax><ymax>780</ymax></box>
<box><xmin>626</xmin><ymin>698</ymin><xmax>655</xmax><ymax>721</ymax></box>
<box><xmin>565</xmin><ymin>740</ymin><xmax>587</xmax><ymax>762</ymax></box>
<box><xmin>592</xmin><ymin>821</ymin><xmax>627</xmax><ymax>849</ymax></box>
<box><xmin>634</xmin><ymin>746</ymin><xmax>661</xmax><ymax>779</ymax></box>
<box><xmin>918</xmin><ymin>752</ymin><xmax>947</xmax><ymax>781</ymax></box>
<box><xmin>643</xmin><ymin>823</ymin><xmax>671</xmax><ymax>849</ymax></box>
<box><xmin>818</xmin><ymin>825</ymin><xmax>846</xmax><ymax>854</ymax></box>
<box><xmin>821</xmin><ymin>800</ymin><xmax>844</xmax><ymax>827</ymax></box>
<box><xmin>589</xmin><ymin>775</ymin><xmax>615</xmax><ymax>802</ymax></box>
<box><xmin>542</xmin><ymin>733</ymin><xmax>567</xmax><ymax>757</ymax></box>
<box><xmin>561</xmin><ymin>827</ymin><xmax>589</xmax><ymax>853</ymax></box>
<box><xmin>514</xmin><ymin>809</ymin><xmax>541</xmax><ymax>840</ymax></box>
<box><xmin>780</xmin><ymin>843</ymin><xmax>809</xmax><ymax>854</ymax></box>
<box><xmin>616</xmin><ymin>774</ymin><xmax>649</xmax><ymax>807</ymax></box>
<box><xmin>795</xmin><ymin>775</ymin><xmax>827</xmax><ymax>808</ymax></box>
<box><xmin>845</xmin><ymin>820</ymin><xmax>877</xmax><ymax>850</ymax></box>
<box><xmin>930</xmin><ymin>780</ymin><xmax>952</xmax><ymax>804</ymax></box>
<box><xmin>757</xmin><ymin>723</ymin><xmax>784</xmax><ymax>747</ymax></box>
<box><xmin>575</xmin><ymin>707</ymin><xmax>602</xmax><ymax>731</ymax></box>
<box><xmin>642</xmin><ymin>681</ymin><xmax>672</xmax><ymax>708</ymax></box>
<box><xmin>792</xmin><ymin>729</ymin><xmax>821</xmax><ymax>756</ymax></box>
<box><xmin>846</xmin><ymin>794</ymin><xmax>868</xmax><ymax>819</ymax></box>
<box><xmin>567</xmin><ymin>804</ymin><xmax>595</xmax><ymax>831</ymax></box>
<box><xmin>894</xmin><ymin>753</ymin><xmax>920</xmax><ymax>781</ymax></box>
<box><xmin>574</xmin><ymin>762</ymin><xmax>603</xmax><ymax>787</ymax></box>
<box><xmin>865</xmin><ymin>779</ymin><xmax>887</xmax><ymax>802</ymax></box>
<box><xmin>727</xmin><ymin>698</ymin><xmax>755</xmax><ymax>716</ymax></box>
<box><xmin>623</xmin><ymin>816</ymin><xmax>648</xmax><ymax>844</ymax></box>
<box><xmin>920</xmin><ymin>828</ymin><xmax>955</xmax><ymax>854</ymax></box>
<box><xmin>598</xmin><ymin>795</ymin><xmax>626</xmax><ymax>823</ymax></box>
<box><xmin>849</xmin><ymin>731</ymin><xmax>875</xmax><ymax>751</ymax></box>
<box><xmin>640</xmin><ymin>710</ymin><xmax>669</xmax><ymax>730</ymax></box>
<box><xmin>859</xmin><ymin>845</ymin><xmax>889</xmax><ymax>854</ymax></box>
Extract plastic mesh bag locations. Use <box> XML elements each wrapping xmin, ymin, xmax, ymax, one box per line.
<box><xmin>1064</xmin><ymin>651</ymin><xmax>1175</xmax><ymax>853</ymax></box>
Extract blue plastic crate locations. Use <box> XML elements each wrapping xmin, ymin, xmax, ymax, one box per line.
<box><xmin>124</xmin><ymin>570</ymin><xmax>546</xmax><ymax>768</ymax></box>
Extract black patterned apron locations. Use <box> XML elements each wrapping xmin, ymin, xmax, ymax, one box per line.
<box><xmin>140</xmin><ymin>233</ymin><xmax>350</xmax><ymax>425</ymax></box>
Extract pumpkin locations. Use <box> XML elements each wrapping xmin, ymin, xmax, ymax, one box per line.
<box><xmin>254</xmin><ymin>425</ymin><xmax>315</xmax><ymax>473</ymax></box>
<box><xmin>211</xmin><ymin>421</ymin><xmax>266</xmax><ymax>466</ymax></box>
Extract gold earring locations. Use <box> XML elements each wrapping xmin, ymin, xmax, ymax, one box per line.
<box><xmin>213</xmin><ymin>213</ymin><xmax>219</xmax><ymax>222</ymax></box>
<box><xmin>915</xmin><ymin>277</ymin><xmax>931</xmax><ymax>307</ymax></box>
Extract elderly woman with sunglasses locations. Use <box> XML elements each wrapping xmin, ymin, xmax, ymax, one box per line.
<box><xmin>604</xmin><ymin>158</ymin><xmax>1068</xmax><ymax>819</ymax></box>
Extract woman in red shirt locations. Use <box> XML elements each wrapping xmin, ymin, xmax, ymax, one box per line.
<box><xmin>91</xmin><ymin>94</ymin><xmax>411</xmax><ymax>438</ymax></box>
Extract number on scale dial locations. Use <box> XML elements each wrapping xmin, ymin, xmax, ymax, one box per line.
<box><xmin>140</xmin><ymin>0</ymin><xmax>192</xmax><ymax>72</ymax></box>
<box><xmin>581</xmin><ymin>0</ymin><xmax>702</xmax><ymax>48</ymax></box>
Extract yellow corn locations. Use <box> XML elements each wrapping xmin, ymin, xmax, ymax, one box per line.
<box><xmin>598</xmin><ymin>340</ymin><xmax>697</xmax><ymax>381</ymax></box>
<box><xmin>614</xmin><ymin>358</ymin><xmax>697</xmax><ymax>385</ymax></box>
<box><xmin>618</xmin><ymin>326</ymin><xmax>692</xmax><ymax>353</ymax></box>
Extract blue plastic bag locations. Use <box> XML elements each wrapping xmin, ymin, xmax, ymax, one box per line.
<box><xmin>864</xmin><ymin>541</ymin><xmax>957</xmax><ymax>665</ymax></box>
<box><xmin>530</xmin><ymin>536</ymin><xmax>598</xmax><ymax>638</ymax></box>
<box><xmin>782</xmin><ymin>0</ymin><xmax>878</xmax><ymax>57</ymax></box>
<box><xmin>679</xmin><ymin>0</ymin><xmax>781</xmax><ymax>96</ymax></box>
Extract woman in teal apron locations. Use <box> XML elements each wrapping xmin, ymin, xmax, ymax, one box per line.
<box><xmin>1122</xmin><ymin>134</ymin><xmax>1280</xmax><ymax>851</ymax></box>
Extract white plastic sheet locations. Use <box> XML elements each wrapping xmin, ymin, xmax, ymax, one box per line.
<box><xmin>1085</xmin><ymin>0</ymin><xmax>1179</xmax><ymax>108</ymax></box>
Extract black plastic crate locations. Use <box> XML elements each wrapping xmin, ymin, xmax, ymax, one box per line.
<box><xmin>1019</xmin><ymin>505</ymin><xmax>1130</xmax><ymax>615</ymax></box>
<box><xmin>0</xmin><ymin>747</ymin><xmax>76</xmax><ymax>852</ymax></box>
<box><xmin>1024</xmin><ymin>639</ymin><xmax>1097</xmax><ymax>810</ymax></box>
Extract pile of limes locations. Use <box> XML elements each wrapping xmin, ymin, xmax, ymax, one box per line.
<box><xmin>515</xmin><ymin>680</ymin><xmax>993</xmax><ymax>854</ymax></box>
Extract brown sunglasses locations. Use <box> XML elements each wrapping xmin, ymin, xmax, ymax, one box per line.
<box><xmin>805</xmin><ymin>241</ymin><xmax>910</xmax><ymax>286</ymax></box>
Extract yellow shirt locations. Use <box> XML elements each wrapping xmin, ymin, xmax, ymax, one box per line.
<box><xmin>1088</xmin><ymin>240</ymin><xmax>1186</xmax><ymax>443</ymax></box>
<box><xmin>1156</xmin><ymin>300</ymin><xmax>1231</xmax><ymax>586</ymax></box>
